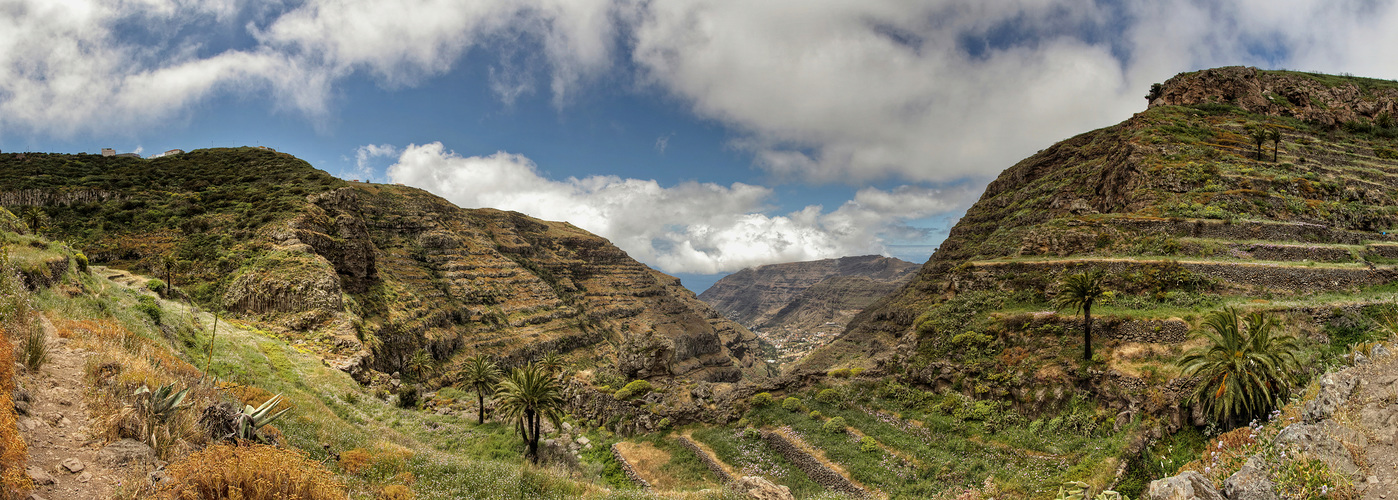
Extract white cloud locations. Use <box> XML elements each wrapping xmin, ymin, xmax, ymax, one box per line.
<box><xmin>386</xmin><ymin>142</ymin><xmax>968</xmax><ymax>274</ymax></box>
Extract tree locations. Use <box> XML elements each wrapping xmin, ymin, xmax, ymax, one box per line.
<box><xmin>538</xmin><ymin>351</ymin><xmax>565</xmax><ymax>377</ymax></box>
<box><xmin>1249</xmin><ymin>127</ymin><xmax>1268</xmax><ymax>161</ymax></box>
<box><xmin>20</xmin><ymin>206</ymin><xmax>43</xmax><ymax>234</ymax></box>
<box><xmin>1268</xmin><ymin>129</ymin><xmax>1282</xmax><ymax>163</ymax></box>
<box><xmin>1145</xmin><ymin>83</ymin><xmax>1163</xmax><ymax>103</ymax></box>
<box><xmin>495</xmin><ymin>363</ymin><xmax>565</xmax><ymax>464</ymax></box>
<box><xmin>457</xmin><ymin>355</ymin><xmax>502</xmax><ymax>424</ymax></box>
<box><xmin>1179</xmin><ymin>307</ymin><xmax>1303</xmax><ymax>427</ymax></box>
<box><xmin>1054</xmin><ymin>269</ymin><xmax>1113</xmax><ymax>361</ymax></box>
<box><xmin>406</xmin><ymin>348</ymin><xmax>434</xmax><ymax>383</ymax></box>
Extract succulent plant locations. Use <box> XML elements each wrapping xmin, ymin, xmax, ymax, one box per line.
<box><xmin>135</xmin><ymin>383</ymin><xmax>191</xmax><ymax>422</ymax></box>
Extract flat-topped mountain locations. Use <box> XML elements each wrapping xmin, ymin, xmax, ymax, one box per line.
<box><xmin>0</xmin><ymin>148</ymin><xmax>769</xmax><ymax>385</ymax></box>
<box><xmin>698</xmin><ymin>255</ymin><xmax>917</xmax><ymax>363</ymax></box>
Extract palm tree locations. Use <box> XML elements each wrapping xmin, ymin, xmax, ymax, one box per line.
<box><xmin>457</xmin><ymin>355</ymin><xmax>502</xmax><ymax>424</ymax></box>
<box><xmin>538</xmin><ymin>352</ymin><xmax>566</xmax><ymax>377</ymax></box>
<box><xmin>406</xmin><ymin>348</ymin><xmax>434</xmax><ymax>382</ymax></box>
<box><xmin>495</xmin><ymin>363</ymin><xmax>565</xmax><ymax>464</ymax></box>
<box><xmin>1249</xmin><ymin>127</ymin><xmax>1267</xmax><ymax>161</ymax></box>
<box><xmin>1179</xmin><ymin>307</ymin><xmax>1303</xmax><ymax>427</ymax></box>
<box><xmin>1268</xmin><ymin>129</ymin><xmax>1282</xmax><ymax>162</ymax></box>
<box><xmin>1054</xmin><ymin>269</ymin><xmax>1113</xmax><ymax>361</ymax></box>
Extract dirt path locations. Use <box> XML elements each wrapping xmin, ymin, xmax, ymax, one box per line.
<box><xmin>18</xmin><ymin>315</ymin><xmax>125</xmax><ymax>499</ymax></box>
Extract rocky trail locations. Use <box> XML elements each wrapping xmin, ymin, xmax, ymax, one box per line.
<box><xmin>16</xmin><ymin>315</ymin><xmax>151</xmax><ymax>500</ymax></box>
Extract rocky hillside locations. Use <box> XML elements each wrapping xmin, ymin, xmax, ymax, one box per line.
<box><xmin>698</xmin><ymin>255</ymin><xmax>916</xmax><ymax>364</ymax></box>
<box><xmin>790</xmin><ymin>66</ymin><xmax>1398</xmax><ymax>412</ymax></box>
<box><xmin>0</xmin><ymin>148</ymin><xmax>770</xmax><ymax>387</ymax></box>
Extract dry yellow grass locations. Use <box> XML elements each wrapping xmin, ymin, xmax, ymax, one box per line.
<box><xmin>377</xmin><ymin>484</ymin><xmax>414</xmax><ymax>500</ymax></box>
<box><xmin>339</xmin><ymin>448</ymin><xmax>372</xmax><ymax>474</ymax></box>
<box><xmin>158</xmin><ymin>443</ymin><xmax>345</xmax><ymax>500</ymax></box>
<box><xmin>0</xmin><ymin>326</ymin><xmax>32</xmax><ymax>499</ymax></box>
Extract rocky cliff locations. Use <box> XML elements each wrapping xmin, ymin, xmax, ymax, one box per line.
<box><xmin>698</xmin><ymin>255</ymin><xmax>916</xmax><ymax>364</ymax></box>
<box><xmin>0</xmin><ymin>148</ymin><xmax>770</xmax><ymax>386</ymax></box>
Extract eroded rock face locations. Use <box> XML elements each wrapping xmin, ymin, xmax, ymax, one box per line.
<box><xmin>1151</xmin><ymin>66</ymin><xmax>1398</xmax><ymax>128</ymax></box>
<box><xmin>699</xmin><ymin>255</ymin><xmax>918</xmax><ymax>331</ymax></box>
<box><xmin>1147</xmin><ymin>471</ymin><xmax>1226</xmax><ymax>500</ymax></box>
<box><xmin>1223</xmin><ymin>458</ymin><xmax>1277</xmax><ymax>500</ymax></box>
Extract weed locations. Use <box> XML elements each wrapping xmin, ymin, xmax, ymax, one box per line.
<box><xmin>156</xmin><ymin>443</ymin><xmax>345</xmax><ymax>500</ymax></box>
<box><xmin>19</xmin><ymin>322</ymin><xmax>47</xmax><ymax>371</ymax></box>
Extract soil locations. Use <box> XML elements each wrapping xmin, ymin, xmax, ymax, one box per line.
<box><xmin>15</xmin><ymin>316</ymin><xmax>132</xmax><ymax>500</ymax></box>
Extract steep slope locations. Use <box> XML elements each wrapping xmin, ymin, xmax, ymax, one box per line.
<box><xmin>0</xmin><ymin>148</ymin><xmax>769</xmax><ymax>386</ymax></box>
<box><xmin>698</xmin><ymin>255</ymin><xmax>916</xmax><ymax>363</ymax></box>
<box><xmin>798</xmin><ymin>66</ymin><xmax>1398</xmax><ymax>393</ymax></box>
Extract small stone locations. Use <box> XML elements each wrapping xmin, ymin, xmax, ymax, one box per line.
<box><xmin>1372</xmin><ymin>476</ymin><xmax>1381</xmax><ymax>484</ymax></box>
<box><xmin>78</xmin><ymin>471</ymin><xmax>92</xmax><ymax>483</ymax></box>
<box><xmin>61</xmin><ymin>458</ymin><xmax>85</xmax><ymax>473</ymax></box>
<box><xmin>26</xmin><ymin>466</ymin><xmax>55</xmax><ymax>485</ymax></box>
<box><xmin>98</xmin><ymin>438</ymin><xmax>156</xmax><ymax>465</ymax></box>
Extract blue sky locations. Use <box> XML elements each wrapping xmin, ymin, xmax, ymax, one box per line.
<box><xmin>4</xmin><ymin>1</ymin><xmax>1398</xmax><ymax>293</ymax></box>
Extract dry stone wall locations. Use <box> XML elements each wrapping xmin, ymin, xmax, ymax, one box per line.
<box><xmin>760</xmin><ymin>429</ymin><xmax>868</xmax><ymax>498</ymax></box>
<box><xmin>676</xmin><ymin>436</ymin><xmax>735</xmax><ymax>484</ymax></box>
<box><xmin>609</xmin><ymin>443</ymin><xmax>652</xmax><ymax>490</ymax></box>
<box><xmin>963</xmin><ymin>260</ymin><xmax>1394</xmax><ymax>293</ymax></box>
<box><xmin>1111</xmin><ymin>218</ymin><xmax>1395</xmax><ymax>245</ymax></box>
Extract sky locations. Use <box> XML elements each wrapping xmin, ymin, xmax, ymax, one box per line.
<box><xmin>4</xmin><ymin>1</ymin><xmax>1398</xmax><ymax>293</ymax></box>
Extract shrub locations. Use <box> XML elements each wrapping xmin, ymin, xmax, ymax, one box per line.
<box><xmin>339</xmin><ymin>448</ymin><xmax>372</xmax><ymax>474</ymax></box>
<box><xmin>827</xmin><ymin>368</ymin><xmax>851</xmax><ymax>378</ymax></box>
<box><xmin>822</xmin><ymin>416</ymin><xmax>846</xmax><ymax>434</ymax></box>
<box><xmin>397</xmin><ymin>386</ymin><xmax>419</xmax><ymax>409</ymax></box>
<box><xmin>1376</xmin><ymin>147</ymin><xmax>1398</xmax><ymax>159</ymax></box>
<box><xmin>815</xmin><ymin>389</ymin><xmax>838</xmax><ymax>404</ymax></box>
<box><xmin>146</xmin><ymin>279</ymin><xmax>165</xmax><ymax>294</ymax></box>
<box><xmin>613</xmin><ymin>380</ymin><xmax>652</xmax><ymax>400</ymax></box>
<box><xmin>742</xmin><ymin>427</ymin><xmax>761</xmax><ymax>440</ymax></box>
<box><xmin>750</xmin><ymin>392</ymin><xmax>774</xmax><ymax>407</ymax></box>
<box><xmin>20</xmin><ymin>323</ymin><xmax>47</xmax><ymax>371</ymax></box>
<box><xmin>157</xmin><ymin>443</ymin><xmax>345</xmax><ymax>499</ymax></box>
<box><xmin>782</xmin><ymin>397</ymin><xmax>802</xmax><ymax>412</ymax></box>
<box><xmin>861</xmin><ymin>438</ymin><xmax>881</xmax><ymax>453</ymax></box>
<box><xmin>849</xmin><ymin>367</ymin><xmax>864</xmax><ymax>377</ymax></box>
<box><xmin>809</xmin><ymin>410</ymin><xmax>822</xmax><ymax>420</ymax></box>
<box><xmin>135</xmin><ymin>296</ymin><xmax>162</xmax><ymax>325</ymax></box>
<box><xmin>378</xmin><ymin>484</ymin><xmax>415</xmax><ymax>500</ymax></box>
<box><xmin>73</xmin><ymin>252</ymin><xmax>88</xmax><ymax>273</ymax></box>
<box><xmin>656</xmin><ymin>417</ymin><xmax>671</xmax><ymax>430</ymax></box>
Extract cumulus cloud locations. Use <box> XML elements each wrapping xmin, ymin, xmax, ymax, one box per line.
<box><xmin>387</xmin><ymin>143</ymin><xmax>969</xmax><ymax>273</ymax></box>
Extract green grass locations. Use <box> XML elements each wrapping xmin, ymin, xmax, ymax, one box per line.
<box><xmin>689</xmin><ymin>426</ymin><xmax>825</xmax><ymax>498</ymax></box>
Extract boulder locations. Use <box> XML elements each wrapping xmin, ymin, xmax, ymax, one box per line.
<box><xmin>1275</xmin><ymin>423</ymin><xmax>1360</xmax><ymax>477</ymax></box>
<box><xmin>1303</xmin><ymin>372</ymin><xmax>1357</xmax><ymax>424</ymax></box>
<box><xmin>1147</xmin><ymin>471</ymin><xmax>1225</xmax><ymax>500</ymax></box>
<box><xmin>736</xmin><ymin>476</ymin><xmax>795</xmax><ymax>500</ymax></box>
<box><xmin>1223</xmin><ymin>459</ymin><xmax>1278</xmax><ymax>500</ymax></box>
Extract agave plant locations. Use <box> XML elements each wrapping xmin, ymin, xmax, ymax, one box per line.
<box><xmin>135</xmin><ymin>383</ymin><xmax>191</xmax><ymax>423</ymax></box>
<box><xmin>234</xmin><ymin>394</ymin><xmax>292</xmax><ymax>442</ymax></box>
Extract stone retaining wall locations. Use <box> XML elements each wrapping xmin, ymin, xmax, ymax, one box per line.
<box><xmin>676</xmin><ymin>436</ymin><xmax>735</xmax><ymax>484</ymax></box>
<box><xmin>1232</xmin><ymin>243</ymin><xmax>1353</xmax><ymax>263</ymax></box>
<box><xmin>760</xmin><ymin>429</ymin><xmax>868</xmax><ymax>498</ymax></box>
<box><xmin>1368</xmin><ymin>244</ymin><xmax>1398</xmax><ymax>259</ymax></box>
<box><xmin>964</xmin><ymin>260</ymin><xmax>1394</xmax><ymax>293</ymax></box>
<box><xmin>610</xmin><ymin>443</ymin><xmax>651</xmax><ymax>490</ymax></box>
<box><xmin>1108</xmin><ymin>318</ymin><xmax>1190</xmax><ymax>344</ymax></box>
<box><xmin>1112</xmin><ymin>218</ymin><xmax>1395</xmax><ymax>245</ymax></box>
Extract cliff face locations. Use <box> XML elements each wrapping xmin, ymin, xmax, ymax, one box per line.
<box><xmin>796</xmin><ymin>68</ymin><xmax>1398</xmax><ymax>404</ymax></box>
<box><xmin>699</xmin><ymin>255</ymin><xmax>918</xmax><ymax>329</ymax></box>
<box><xmin>0</xmin><ymin>149</ymin><xmax>769</xmax><ymax>385</ymax></box>
<box><xmin>698</xmin><ymin>255</ymin><xmax>916</xmax><ymax>364</ymax></box>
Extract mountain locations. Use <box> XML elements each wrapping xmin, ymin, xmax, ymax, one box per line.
<box><xmin>795</xmin><ymin>66</ymin><xmax>1398</xmax><ymax>406</ymax></box>
<box><xmin>0</xmin><ymin>148</ymin><xmax>770</xmax><ymax>384</ymax></box>
<box><xmin>698</xmin><ymin>255</ymin><xmax>917</xmax><ymax>363</ymax></box>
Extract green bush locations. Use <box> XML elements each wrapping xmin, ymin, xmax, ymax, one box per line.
<box><xmin>750</xmin><ymin>392</ymin><xmax>774</xmax><ymax>407</ymax></box>
<box><xmin>815</xmin><ymin>389</ymin><xmax>838</xmax><ymax>404</ymax></box>
<box><xmin>73</xmin><ymin>252</ymin><xmax>88</xmax><ymax>273</ymax></box>
<box><xmin>782</xmin><ymin>397</ymin><xmax>802</xmax><ymax>412</ymax></box>
<box><xmin>822</xmin><ymin>416</ymin><xmax>846</xmax><ymax>434</ymax></box>
<box><xmin>135</xmin><ymin>295</ymin><xmax>162</xmax><ymax>324</ymax></box>
<box><xmin>147</xmin><ymin>279</ymin><xmax>166</xmax><ymax>294</ymax></box>
<box><xmin>809</xmin><ymin>410</ymin><xmax>822</xmax><ymax>420</ymax></box>
<box><xmin>656</xmin><ymin>417</ymin><xmax>671</xmax><ymax>430</ymax></box>
<box><xmin>742</xmin><ymin>427</ymin><xmax>761</xmax><ymax>440</ymax></box>
<box><xmin>397</xmin><ymin>386</ymin><xmax>419</xmax><ymax>409</ymax></box>
<box><xmin>849</xmin><ymin>367</ymin><xmax>864</xmax><ymax>377</ymax></box>
<box><xmin>827</xmin><ymin>368</ymin><xmax>851</xmax><ymax>378</ymax></box>
<box><xmin>860</xmin><ymin>438</ymin><xmax>881</xmax><ymax>454</ymax></box>
<box><xmin>613</xmin><ymin>379</ymin><xmax>653</xmax><ymax>400</ymax></box>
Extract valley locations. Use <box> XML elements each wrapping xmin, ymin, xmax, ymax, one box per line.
<box><xmin>4</xmin><ymin>66</ymin><xmax>1398</xmax><ymax>499</ymax></box>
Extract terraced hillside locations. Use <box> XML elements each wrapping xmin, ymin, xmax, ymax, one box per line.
<box><xmin>0</xmin><ymin>149</ymin><xmax>770</xmax><ymax>390</ymax></box>
<box><xmin>801</xmin><ymin>66</ymin><xmax>1398</xmax><ymax>377</ymax></box>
